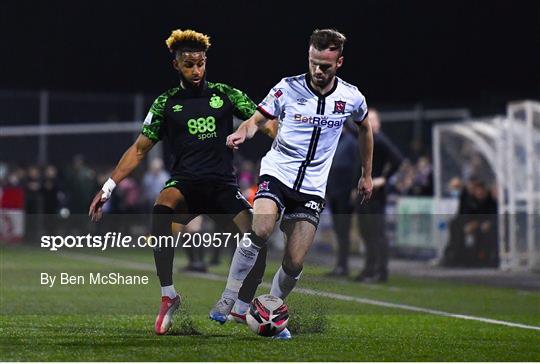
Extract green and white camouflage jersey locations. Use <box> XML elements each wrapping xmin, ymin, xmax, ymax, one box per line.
<box><xmin>142</xmin><ymin>81</ymin><xmax>256</xmax><ymax>185</ymax></box>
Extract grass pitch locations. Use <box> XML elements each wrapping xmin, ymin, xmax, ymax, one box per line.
<box><xmin>1</xmin><ymin>246</ymin><xmax>539</xmax><ymax>361</ymax></box>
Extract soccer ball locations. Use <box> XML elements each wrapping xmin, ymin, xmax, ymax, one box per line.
<box><xmin>246</xmin><ymin>294</ymin><xmax>289</xmax><ymax>336</ymax></box>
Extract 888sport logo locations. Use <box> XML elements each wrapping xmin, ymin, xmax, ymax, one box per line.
<box><xmin>187</xmin><ymin>116</ymin><xmax>217</xmax><ymax>140</ymax></box>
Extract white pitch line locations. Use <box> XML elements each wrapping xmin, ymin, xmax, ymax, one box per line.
<box><xmin>62</xmin><ymin>252</ymin><xmax>540</xmax><ymax>332</ymax></box>
<box><xmin>290</xmin><ymin>287</ymin><xmax>540</xmax><ymax>331</ymax></box>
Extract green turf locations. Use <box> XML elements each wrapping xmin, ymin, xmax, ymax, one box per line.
<box><xmin>1</xmin><ymin>246</ymin><xmax>539</xmax><ymax>361</ymax></box>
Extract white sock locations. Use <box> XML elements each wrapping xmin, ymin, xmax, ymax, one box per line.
<box><xmin>270</xmin><ymin>266</ymin><xmax>301</xmax><ymax>299</ymax></box>
<box><xmin>223</xmin><ymin>236</ymin><xmax>261</xmax><ymax>300</ymax></box>
<box><xmin>233</xmin><ymin>299</ymin><xmax>250</xmax><ymax>314</ymax></box>
<box><xmin>161</xmin><ymin>284</ymin><xmax>177</xmax><ymax>299</ymax></box>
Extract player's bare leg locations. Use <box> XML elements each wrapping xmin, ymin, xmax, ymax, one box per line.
<box><xmin>232</xmin><ymin>208</ymin><xmax>252</xmax><ymax>233</ymax></box>
<box><xmin>153</xmin><ymin>187</ymin><xmax>187</xmax><ymax>335</ymax></box>
<box><xmin>209</xmin><ymin>198</ymin><xmax>278</xmax><ymax>323</ymax></box>
<box><xmin>268</xmin><ymin>220</ymin><xmax>316</xmax><ymax>339</ymax></box>
<box><xmin>271</xmin><ymin>220</ymin><xmax>316</xmax><ymax>299</ymax></box>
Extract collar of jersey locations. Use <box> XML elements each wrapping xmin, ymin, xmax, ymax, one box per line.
<box><xmin>305</xmin><ymin>73</ymin><xmax>338</xmax><ymax>99</ymax></box>
<box><xmin>179</xmin><ymin>80</ymin><xmax>209</xmax><ymax>95</ymax></box>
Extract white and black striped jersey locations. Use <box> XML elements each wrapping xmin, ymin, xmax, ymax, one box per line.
<box><xmin>256</xmin><ymin>73</ymin><xmax>368</xmax><ymax>198</ymax></box>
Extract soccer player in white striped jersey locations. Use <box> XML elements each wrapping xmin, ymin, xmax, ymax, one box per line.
<box><xmin>209</xmin><ymin>29</ymin><xmax>374</xmax><ymax>339</ymax></box>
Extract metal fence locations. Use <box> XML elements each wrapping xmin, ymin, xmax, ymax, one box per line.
<box><xmin>0</xmin><ymin>89</ymin><xmax>471</xmax><ymax>167</ymax></box>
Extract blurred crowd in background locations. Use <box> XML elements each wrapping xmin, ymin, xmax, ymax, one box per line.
<box><xmin>0</xmin><ymin>153</ymin><xmax>436</xmax><ymax>216</ymax></box>
<box><xmin>0</xmin><ymin>122</ymin><xmax>499</xmax><ymax>271</ymax></box>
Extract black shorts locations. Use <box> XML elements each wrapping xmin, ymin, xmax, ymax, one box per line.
<box><xmin>163</xmin><ymin>179</ymin><xmax>251</xmax><ymax>225</ymax></box>
<box><xmin>253</xmin><ymin>174</ymin><xmax>325</xmax><ymax>230</ymax></box>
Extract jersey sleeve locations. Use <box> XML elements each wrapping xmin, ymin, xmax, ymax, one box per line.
<box><xmin>257</xmin><ymin>79</ymin><xmax>287</xmax><ymax>119</ymax></box>
<box><xmin>352</xmin><ymin>91</ymin><xmax>368</xmax><ymax>123</ymax></box>
<box><xmin>141</xmin><ymin>93</ymin><xmax>167</xmax><ymax>142</ymax></box>
<box><xmin>208</xmin><ymin>83</ymin><xmax>257</xmax><ymax>120</ymax></box>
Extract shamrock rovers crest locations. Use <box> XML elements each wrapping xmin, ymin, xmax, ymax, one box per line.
<box><xmin>209</xmin><ymin>94</ymin><xmax>224</xmax><ymax>109</ymax></box>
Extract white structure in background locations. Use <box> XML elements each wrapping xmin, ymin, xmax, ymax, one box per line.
<box><xmin>433</xmin><ymin>101</ymin><xmax>540</xmax><ymax>271</ymax></box>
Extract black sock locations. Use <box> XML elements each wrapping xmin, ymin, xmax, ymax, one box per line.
<box><xmin>152</xmin><ymin>204</ymin><xmax>175</xmax><ymax>286</ymax></box>
<box><xmin>238</xmin><ymin>245</ymin><xmax>267</xmax><ymax>303</ymax></box>
<box><xmin>282</xmin><ymin>262</ymin><xmax>303</xmax><ymax>278</ymax></box>
<box><xmin>247</xmin><ymin>229</ymin><xmax>267</xmax><ymax>249</ymax></box>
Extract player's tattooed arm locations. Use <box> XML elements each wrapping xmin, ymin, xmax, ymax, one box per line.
<box><xmin>356</xmin><ymin>115</ymin><xmax>374</xmax><ymax>202</ymax></box>
<box><xmin>261</xmin><ymin>119</ymin><xmax>279</xmax><ymax>139</ymax></box>
<box><xmin>226</xmin><ymin>111</ymin><xmax>271</xmax><ymax>149</ymax></box>
<box><xmin>89</xmin><ymin>134</ymin><xmax>155</xmax><ymax>221</ymax></box>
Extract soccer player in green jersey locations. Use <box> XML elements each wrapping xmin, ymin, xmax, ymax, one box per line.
<box><xmin>88</xmin><ymin>29</ymin><xmax>274</xmax><ymax>335</ymax></box>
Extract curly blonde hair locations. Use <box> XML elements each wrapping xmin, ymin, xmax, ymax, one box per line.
<box><xmin>165</xmin><ymin>29</ymin><xmax>211</xmax><ymax>53</ymax></box>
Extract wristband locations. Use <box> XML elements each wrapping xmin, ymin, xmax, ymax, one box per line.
<box><xmin>101</xmin><ymin>178</ymin><xmax>116</xmax><ymax>200</ymax></box>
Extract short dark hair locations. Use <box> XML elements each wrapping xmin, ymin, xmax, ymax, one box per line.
<box><xmin>309</xmin><ymin>29</ymin><xmax>347</xmax><ymax>55</ymax></box>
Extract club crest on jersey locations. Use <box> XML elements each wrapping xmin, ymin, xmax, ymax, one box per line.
<box><xmin>209</xmin><ymin>94</ymin><xmax>224</xmax><ymax>109</ymax></box>
<box><xmin>333</xmin><ymin>100</ymin><xmax>346</xmax><ymax>114</ymax></box>
<box><xmin>258</xmin><ymin>181</ymin><xmax>270</xmax><ymax>192</ymax></box>
<box><xmin>274</xmin><ymin>89</ymin><xmax>283</xmax><ymax>98</ymax></box>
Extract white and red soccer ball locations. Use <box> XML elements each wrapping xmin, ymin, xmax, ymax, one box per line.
<box><xmin>246</xmin><ymin>294</ymin><xmax>289</xmax><ymax>337</ymax></box>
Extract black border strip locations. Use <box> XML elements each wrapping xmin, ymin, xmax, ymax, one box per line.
<box><xmin>293</xmin><ymin>126</ymin><xmax>321</xmax><ymax>191</ymax></box>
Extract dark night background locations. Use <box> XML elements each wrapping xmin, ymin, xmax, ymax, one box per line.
<box><xmin>2</xmin><ymin>0</ymin><xmax>539</xmax><ymax>114</ymax></box>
